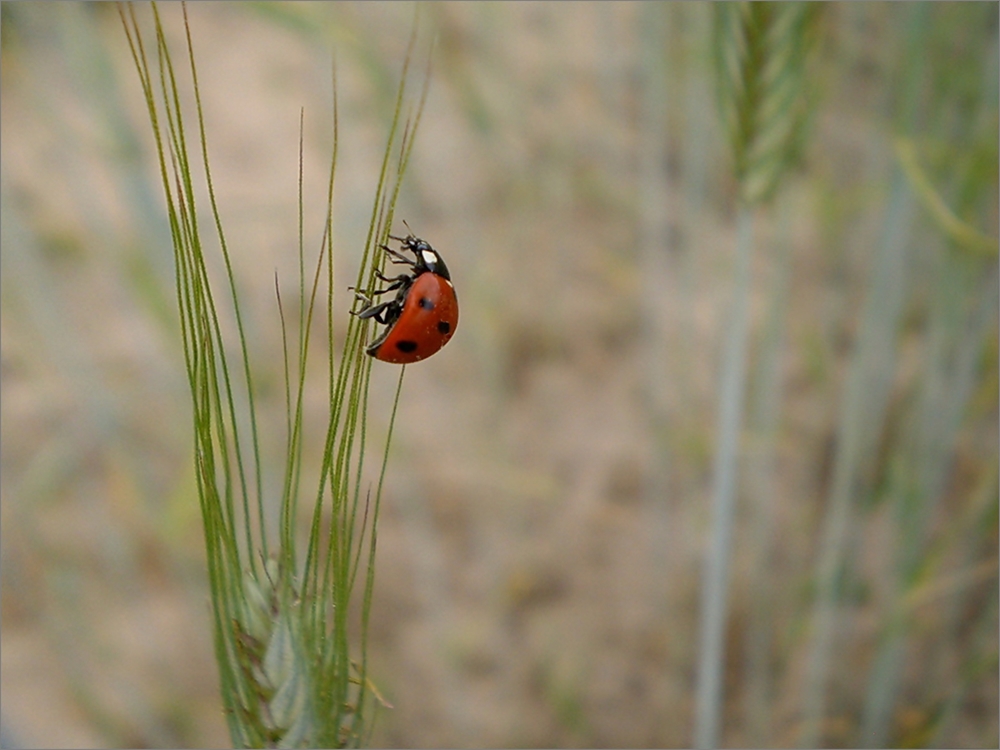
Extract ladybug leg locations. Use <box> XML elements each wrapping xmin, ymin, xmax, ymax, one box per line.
<box><xmin>354</xmin><ymin>298</ymin><xmax>395</xmax><ymax>323</ymax></box>
<box><xmin>349</xmin><ymin>273</ymin><xmax>408</xmax><ymax>301</ymax></box>
<box><xmin>350</xmin><ymin>289</ymin><xmax>383</xmax><ymax>313</ymax></box>
<box><xmin>374</xmin><ymin>270</ymin><xmax>410</xmax><ymax>287</ymax></box>
<box><xmin>361</xmin><ymin>274</ymin><xmax>412</xmax><ymax>301</ymax></box>
<box><xmin>380</xmin><ymin>244</ymin><xmax>417</xmax><ymax>267</ymax></box>
<box><xmin>366</xmin><ymin>275</ymin><xmax>408</xmax><ymax>297</ymax></box>
<box><xmin>352</xmin><ymin>277</ymin><xmax>408</xmax><ymax>321</ymax></box>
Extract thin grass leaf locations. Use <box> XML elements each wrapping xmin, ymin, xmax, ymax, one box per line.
<box><xmin>894</xmin><ymin>136</ymin><xmax>998</xmax><ymax>258</ymax></box>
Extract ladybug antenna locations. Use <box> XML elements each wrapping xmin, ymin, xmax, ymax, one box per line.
<box><xmin>388</xmin><ymin>221</ymin><xmax>417</xmax><ymax>245</ymax></box>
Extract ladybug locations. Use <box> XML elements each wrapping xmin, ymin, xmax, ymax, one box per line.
<box><xmin>353</xmin><ymin>231</ymin><xmax>459</xmax><ymax>364</ymax></box>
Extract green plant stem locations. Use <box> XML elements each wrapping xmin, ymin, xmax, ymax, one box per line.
<box><xmin>743</xmin><ymin>191</ymin><xmax>794</xmax><ymax>747</ymax></box>
<box><xmin>694</xmin><ymin>203</ymin><xmax>755</xmax><ymax>750</ymax></box>
<box><xmin>860</xmin><ymin>260</ymin><xmax>999</xmax><ymax>745</ymax></box>
<box><xmin>800</xmin><ymin>165</ymin><xmax>916</xmax><ymax>747</ymax></box>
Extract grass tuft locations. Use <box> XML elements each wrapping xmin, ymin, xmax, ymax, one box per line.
<box><xmin>119</xmin><ymin>3</ymin><xmax>429</xmax><ymax>745</ymax></box>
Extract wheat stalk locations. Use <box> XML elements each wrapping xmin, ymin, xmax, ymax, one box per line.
<box><xmin>694</xmin><ymin>5</ymin><xmax>821</xmax><ymax>748</ymax></box>
<box><xmin>119</xmin><ymin>4</ymin><xmax>426</xmax><ymax>745</ymax></box>
<box><xmin>714</xmin><ymin>2</ymin><xmax>820</xmax><ymax>207</ymax></box>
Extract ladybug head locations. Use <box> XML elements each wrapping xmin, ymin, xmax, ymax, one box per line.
<box><xmin>404</xmin><ymin>235</ymin><xmax>451</xmax><ymax>281</ymax></box>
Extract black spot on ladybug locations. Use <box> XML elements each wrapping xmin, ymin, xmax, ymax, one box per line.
<box><xmin>437</xmin><ymin>321</ymin><xmax>451</xmax><ymax>334</ymax></box>
<box><xmin>419</xmin><ymin>297</ymin><xmax>434</xmax><ymax>310</ymax></box>
<box><xmin>396</xmin><ymin>340</ymin><xmax>418</xmax><ymax>353</ymax></box>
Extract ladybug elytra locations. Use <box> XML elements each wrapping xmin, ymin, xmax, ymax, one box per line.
<box><xmin>353</xmin><ymin>231</ymin><xmax>459</xmax><ymax>364</ymax></box>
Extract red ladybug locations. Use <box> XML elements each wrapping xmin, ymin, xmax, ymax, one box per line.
<box><xmin>353</xmin><ymin>232</ymin><xmax>459</xmax><ymax>364</ymax></box>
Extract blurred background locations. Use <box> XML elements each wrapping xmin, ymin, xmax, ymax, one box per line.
<box><xmin>1</xmin><ymin>2</ymin><xmax>997</xmax><ymax>748</ymax></box>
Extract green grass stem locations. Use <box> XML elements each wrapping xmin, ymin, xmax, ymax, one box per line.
<box><xmin>694</xmin><ymin>204</ymin><xmax>755</xmax><ymax>750</ymax></box>
<box><xmin>695</xmin><ymin>6</ymin><xmax>820</xmax><ymax>746</ymax></box>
